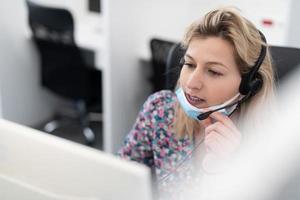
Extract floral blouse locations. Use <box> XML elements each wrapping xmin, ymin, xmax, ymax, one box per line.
<box><xmin>118</xmin><ymin>90</ymin><xmax>203</xmax><ymax>199</ymax></box>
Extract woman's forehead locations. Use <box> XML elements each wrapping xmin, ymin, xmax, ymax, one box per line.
<box><xmin>186</xmin><ymin>37</ymin><xmax>238</xmax><ymax>70</ymax></box>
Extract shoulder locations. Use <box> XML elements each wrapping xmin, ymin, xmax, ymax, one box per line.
<box><xmin>142</xmin><ymin>90</ymin><xmax>178</xmax><ymax>138</ymax></box>
<box><xmin>138</xmin><ymin>90</ymin><xmax>177</xmax><ymax>136</ymax></box>
<box><xmin>144</xmin><ymin>90</ymin><xmax>177</xmax><ymax>111</ymax></box>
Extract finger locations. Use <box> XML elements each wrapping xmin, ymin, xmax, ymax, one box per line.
<box><xmin>205</xmin><ymin>133</ymin><xmax>238</xmax><ymax>156</ymax></box>
<box><xmin>205</xmin><ymin>124</ymin><xmax>241</xmax><ymax>149</ymax></box>
<box><xmin>205</xmin><ymin>131</ymin><xmax>224</xmax><ymax>154</ymax></box>
<box><xmin>205</xmin><ymin>122</ymin><xmax>241</xmax><ymax>142</ymax></box>
<box><xmin>205</xmin><ymin>131</ymin><xmax>231</xmax><ymax>150</ymax></box>
<box><xmin>202</xmin><ymin>116</ymin><xmax>212</xmax><ymax>128</ymax></box>
<box><xmin>209</xmin><ymin>112</ymin><xmax>239</xmax><ymax>133</ymax></box>
<box><xmin>204</xmin><ymin>132</ymin><xmax>231</xmax><ymax>154</ymax></box>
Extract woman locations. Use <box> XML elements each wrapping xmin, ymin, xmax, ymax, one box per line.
<box><xmin>118</xmin><ymin>7</ymin><xmax>275</xmax><ymax>199</ymax></box>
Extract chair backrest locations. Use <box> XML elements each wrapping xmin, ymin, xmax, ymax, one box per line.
<box><xmin>150</xmin><ymin>38</ymin><xmax>176</xmax><ymax>92</ymax></box>
<box><xmin>165</xmin><ymin>44</ymin><xmax>300</xmax><ymax>90</ymax></box>
<box><xmin>26</xmin><ymin>1</ymin><xmax>102</xmax><ymax>104</ymax></box>
<box><xmin>269</xmin><ymin>46</ymin><xmax>300</xmax><ymax>82</ymax></box>
<box><xmin>27</xmin><ymin>0</ymin><xmax>74</xmax><ymax>44</ymax></box>
<box><xmin>165</xmin><ymin>43</ymin><xmax>186</xmax><ymax>91</ymax></box>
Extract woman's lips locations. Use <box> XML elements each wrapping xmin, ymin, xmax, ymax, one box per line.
<box><xmin>185</xmin><ymin>93</ymin><xmax>206</xmax><ymax>107</ymax></box>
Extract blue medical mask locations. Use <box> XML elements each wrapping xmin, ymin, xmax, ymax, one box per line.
<box><xmin>175</xmin><ymin>87</ymin><xmax>241</xmax><ymax>121</ymax></box>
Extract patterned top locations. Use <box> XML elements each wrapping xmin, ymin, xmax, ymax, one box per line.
<box><xmin>118</xmin><ymin>90</ymin><xmax>203</xmax><ymax>199</ymax></box>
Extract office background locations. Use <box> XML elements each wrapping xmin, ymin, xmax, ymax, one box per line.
<box><xmin>1</xmin><ymin>0</ymin><xmax>300</xmax><ymax>154</ymax></box>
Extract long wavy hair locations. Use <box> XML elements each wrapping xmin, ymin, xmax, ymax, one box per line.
<box><xmin>174</xmin><ymin>7</ymin><xmax>276</xmax><ymax>138</ymax></box>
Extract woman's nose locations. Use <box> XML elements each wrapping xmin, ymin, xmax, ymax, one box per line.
<box><xmin>186</xmin><ymin>69</ymin><xmax>203</xmax><ymax>90</ymax></box>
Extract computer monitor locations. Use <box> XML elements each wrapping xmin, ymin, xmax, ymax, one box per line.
<box><xmin>0</xmin><ymin>119</ymin><xmax>152</xmax><ymax>200</ymax></box>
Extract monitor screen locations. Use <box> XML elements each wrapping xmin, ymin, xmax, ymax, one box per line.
<box><xmin>0</xmin><ymin>119</ymin><xmax>152</xmax><ymax>200</ymax></box>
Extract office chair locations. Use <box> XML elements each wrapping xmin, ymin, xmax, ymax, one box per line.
<box><xmin>165</xmin><ymin>43</ymin><xmax>186</xmax><ymax>91</ymax></box>
<box><xmin>26</xmin><ymin>0</ymin><xmax>102</xmax><ymax>145</ymax></box>
<box><xmin>149</xmin><ymin>38</ymin><xmax>176</xmax><ymax>92</ymax></box>
<box><xmin>165</xmin><ymin>43</ymin><xmax>300</xmax><ymax>91</ymax></box>
<box><xmin>269</xmin><ymin>46</ymin><xmax>300</xmax><ymax>82</ymax></box>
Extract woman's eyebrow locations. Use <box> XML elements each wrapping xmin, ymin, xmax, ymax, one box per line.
<box><xmin>207</xmin><ymin>61</ymin><xmax>229</xmax><ymax>70</ymax></box>
<box><xmin>184</xmin><ymin>53</ymin><xmax>195</xmax><ymax>61</ymax></box>
<box><xmin>185</xmin><ymin>53</ymin><xmax>229</xmax><ymax>70</ymax></box>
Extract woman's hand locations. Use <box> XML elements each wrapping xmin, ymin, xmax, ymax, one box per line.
<box><xmin>202</xmin><ymin>112</ymin><xmax>242</xmax><ymax>172</ymax></box>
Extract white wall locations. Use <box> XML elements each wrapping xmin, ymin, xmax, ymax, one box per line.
<box><xmin>287</xmin><ymin>0</ymin><xmax>300</xmax><ymax>48</ymax></box>
<box><xmin>105</xmin><ymin>0</ymin><xmax>142</xmax><ymax>153</ymax></box>
<box><xmin>133</xmin><ymin>0</ymin><xmax>190</xmax><ymax>59</ymax></box>
<box><xmin>0</xmin><ymin>0</ymin><xmax>60</xmax><ymax>125</ymax></box>
<box><xmin>133</xmin><ymin>0</ymin><xmax>297</xmax><ymax>59</ymax></box>
<box><xmin>187</xmin><ymin>0</ymin><xmax>291</xmax><ymax>46</ymax></box>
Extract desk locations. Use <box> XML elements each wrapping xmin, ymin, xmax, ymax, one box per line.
<box><xmin>75</xmin><ymin>15</ymin><xmax>106</xmax><ymax>71</ymax></box>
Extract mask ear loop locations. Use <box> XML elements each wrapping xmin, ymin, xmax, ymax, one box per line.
<box><xmin>228</xmin><ymin>102</ymin><xmax>240</xmax><ymax>118</ymax></box>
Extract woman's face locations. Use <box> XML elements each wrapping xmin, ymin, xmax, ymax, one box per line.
<box><xmin>179</xmin><ymin>37</ymin><xmax>242</xmax><ymax>109</ymax></box>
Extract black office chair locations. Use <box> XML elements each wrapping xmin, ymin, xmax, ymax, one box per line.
<box><xmin>269</xmin><ymin>46</ymin><xmax>300</xmax><ymax>83</ymax></box>
<box><xmin>26</xmin><ymin>0</ymin><xmax>102</xmax><ymax>145</ymax></box>
<box><xmin>149</xmin><ymin>38</ymin><xmax>176</xmax><ymax>92</ymax></box>
<box><xmin>165</xmin><ymin>43</ymin><xmax>300</xmax><ymax>90</ymax></box>
<box><xmin>165</xmin><ymin>43</ymin><xmax>185</xmax><ymax>91</ymax></box>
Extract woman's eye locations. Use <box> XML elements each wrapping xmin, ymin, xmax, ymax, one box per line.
<box><xmin>208</xmin><ymin>69</ymin><xmax>222</xmax><ymax>76</ymax></box>
<box><xmin>184</xmin><ymin>62</ymin><xmax>195</xmax><ymax>68</ymax></box>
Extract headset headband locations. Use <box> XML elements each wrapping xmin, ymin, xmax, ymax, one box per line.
<box><xmin>239</xmin><ymin>30</ymin><xmax>267</xmax><ymax>96</ymax></box>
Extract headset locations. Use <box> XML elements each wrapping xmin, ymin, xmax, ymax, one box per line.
<box><xmin>239</xmin><ymin>31</ymin><xmax>266</xmax><ymax>97</ymax></box>
<box><xmin>158</xmin><ymin>31</ymin><xmax>268</xmax><ymax>183</ymax></box>
<box><xmin>178</xmin><ymin>31</ymin><xmax>267</xmax><ymax>121</ymax></box>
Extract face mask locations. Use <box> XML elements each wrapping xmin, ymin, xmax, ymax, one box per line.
<box><xmin>175</xmin><ymin>87</ymin><xmax>241</xmax><ymax>121</ymax></box>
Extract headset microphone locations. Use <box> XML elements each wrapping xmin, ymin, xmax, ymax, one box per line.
<box><xmin>197</xmin><ymin>111</ymin><xmax>213</xmax><ymax>121</ymax></box>
<box><xmin>196</xmin><ymin>101</ymin><xmax>239</xmax><ymax>120</ymax></box>
<box><xmin>196</xmin><ymin>92</ymin><xmax>251</xmax><ymax>120</ymax></box>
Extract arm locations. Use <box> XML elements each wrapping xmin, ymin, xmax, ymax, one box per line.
<box><xmin>118</xmin><ymin>95</ymin><xmax>156</xmax><ymax>167</ymax></box>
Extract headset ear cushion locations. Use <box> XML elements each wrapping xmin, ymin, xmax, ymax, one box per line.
<box><xmin>239</xmin><ymin>74</ymin><xmax>251</xmax><ymax>95</ymax></box>
<box><xmin>249</xmin><ymin>78</ymin><xmax>263</xmax><ymax>97</ymax></box>
<box><xmin>239</xmin><ymin>74</ymin><xmax>263</xmax><ymax>96</ymax></box>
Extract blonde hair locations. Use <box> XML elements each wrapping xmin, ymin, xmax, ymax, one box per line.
<box><xmin>174</xmin><ymin>7</ymin><xmax>276</xmax><ymax>138</ymax></box>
